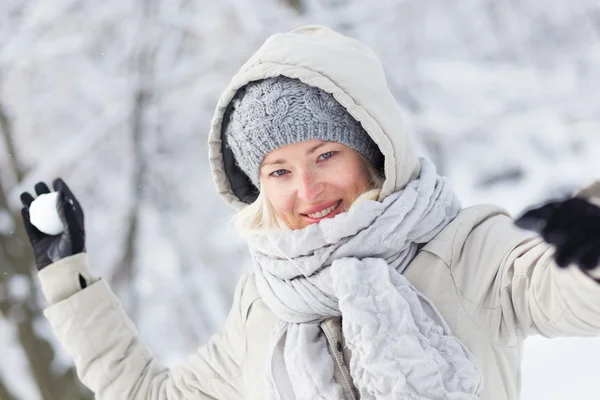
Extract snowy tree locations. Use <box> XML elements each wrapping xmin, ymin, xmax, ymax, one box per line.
<box><xmin>0</xmin><ymin>2</ymin><xmax>93</xmax><ymax>398</ymax></box>
<box><xmin>1</xmin><ymin>0</ymin><xmax>599</xmax><ymax>399</ymax></box>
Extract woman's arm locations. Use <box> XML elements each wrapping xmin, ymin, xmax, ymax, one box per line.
<box><xmin>443</xmin><ymin>179</ymin><xmax>600</xmax><ymax>340</ymax></box>
<box><xmin>476</xmin><ymin>181</ymin><xmax>600</xmax><ymax>338</ymax></box>
<box><xmin>498</xmin><ymin>231</ymin><xmax>600</xmax><ymax>338</ymax></box>
<box><xmin>39</xmin><ymin>254</ymin><xmax>249</xmax><ymax>400</ymax></box>
<box><xmin>20</xmin><ymin>179</ymin><xmax>249</xmax><ymax>399</ymax></box>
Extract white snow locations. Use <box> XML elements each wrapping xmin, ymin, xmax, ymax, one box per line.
<box><xmin>6</xmin><ymin>274</ymin><xmax>30</xmax><ymax>302</ymax></box>
<box><xmin>1</xmin><ymin>1</ymin><xmax>600</xmax><ymax>399</ymax></box>
<box><xmin>28</xmin><ymin>191</ymin><xmax>64</xmax><ymax>235</ymax></box>
<box><xmin>0</xmin><ymin>318</ymin><xmax>42</xmax><ymax>400</ymax></box>
<box><xmin>0</xmin><ymin>209</ymin><xmax>14</xmax><ymax>235</ymax></box>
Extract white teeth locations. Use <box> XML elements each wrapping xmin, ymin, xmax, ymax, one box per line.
<box><xmin>307</xmin><ymin>202</ymin><xmax>339</xmax><ymax>219</ymax></box>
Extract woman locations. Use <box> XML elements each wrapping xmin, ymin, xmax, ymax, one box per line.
<box><xmin>19</xmin><ymin>26</ymin><xmax>600</xmax><ymax>400</ymax></box>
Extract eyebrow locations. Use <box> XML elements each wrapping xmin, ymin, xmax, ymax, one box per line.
<box><xmin>261</xmin><ymin>142</ymin><xmax>329</xmax><ymax>168</ymax></box>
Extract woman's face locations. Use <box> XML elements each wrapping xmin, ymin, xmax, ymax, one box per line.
<box><xmin>260</xmin><ymin>140</ymin><xmax>373</xmax><ymax>230</ymax></box>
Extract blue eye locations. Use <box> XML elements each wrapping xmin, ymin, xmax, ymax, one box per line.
<box><xmin>319</xmin><ymin>151</ymin><xmax>335</xmax><ymax>161</ymax></box>
<box><xmin>270</xmin><ymin>169</ymin><xmax>287</xmax><ymax>177</ymax></box>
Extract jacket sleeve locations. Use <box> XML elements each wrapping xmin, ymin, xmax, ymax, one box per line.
<box><xmin>38</xmin><ymin>253</ymin><xmax>248</xmax><ymax>400</ymax></box>
<box><xmin>495</xmin><ymin>180</ymin><xmax>600</xmax><ymax>338</ymax></box>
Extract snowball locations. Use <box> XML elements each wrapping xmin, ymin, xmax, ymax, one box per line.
<box><xmin>29</xmin><ymin>192</ymin><xmax>64</xmax><ymax>235</ymax></box>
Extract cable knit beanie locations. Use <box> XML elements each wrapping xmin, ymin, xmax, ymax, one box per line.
<box><xmin>224</xmin><ymin>76</ymin><xmax>383</xmax><ymax>187</ymax></box>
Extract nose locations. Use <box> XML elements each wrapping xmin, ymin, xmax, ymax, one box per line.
<box><xmin>297</xmin><ymin>169</ymin><xmax>325</xmax><ymax>202</ymax></box>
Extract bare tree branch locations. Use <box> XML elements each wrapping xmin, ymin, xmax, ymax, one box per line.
<box><xmin>0</xmin><ymin>102</ymin><xmax>24</xmax><ymax>182</ymax></box>
<box><xmin>109</xmin><ymin>0</ymin><xmax>157</xmax><ymax>319</ymax></box>
<box><xmin>6</xmin><ymin>107</ymin><xmax>125</xmax><ymax>211</ymax></box>
<box><xmin>109</xmin><ymin>87</ymin><xmax>148</xmax><ymax>319</ymax></box>
<box><xmin>0</xmin><ymin>372</ymin><xmax>18</xmax><ymax>400</ymax></box>
<box><xmin>283</xmin><ymin>0</ymin><xmax>303</xmax><ymax>13</ymax></box>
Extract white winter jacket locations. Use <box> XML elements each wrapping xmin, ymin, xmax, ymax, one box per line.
<box><xmin>38</xmin><ymin>26</ymin><xmax>600</xmax><ymax>400</ymax></box>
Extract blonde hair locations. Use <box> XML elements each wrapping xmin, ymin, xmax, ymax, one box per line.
<box><xmin>234</xmin><ymin>153</ymin><xmax>385</xmax><ymax>238</ymax></box>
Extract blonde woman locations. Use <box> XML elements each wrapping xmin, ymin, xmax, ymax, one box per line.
<box><xmin>20</xmin><ymin>26</ymin><xmax>600</xmax><ymax>400</ymax></box>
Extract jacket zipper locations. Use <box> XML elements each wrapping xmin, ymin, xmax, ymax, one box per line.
<box><xmin>322</xmin><ymin>326</ymin><xmax>358</xmax><ymax>400</ymax></box>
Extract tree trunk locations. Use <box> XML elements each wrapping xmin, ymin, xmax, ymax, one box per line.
<box><xmin>0</xmin><ymin>374</ymin><xmax>17</xmax><ymax>400</ymax></box>
<box><xmin>108</xmin><ymin>0</ymin><xmax>157</xmax><ymax>320</ymax></box>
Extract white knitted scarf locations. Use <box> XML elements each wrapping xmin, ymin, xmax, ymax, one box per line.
<box><xmin>249</xmin><ymin>158</ymin><xmax>483</xmax><ymax>399</ymax></box>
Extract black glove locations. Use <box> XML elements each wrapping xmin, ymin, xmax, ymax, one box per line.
<box><xmin>515</xmin><ymin>197</ymin><xmax>600</xmax><ymax>270</ymax></box>
<box><xmin>20</xmin><ymin>178</ymin><xmax>86</xmax><ymax>271</ymax></box>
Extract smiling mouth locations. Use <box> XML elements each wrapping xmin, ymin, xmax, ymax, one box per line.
<box><xmin>303</xmin><ymin>200</ymin><xmax>342</xmax><ymax>219</ymax></box>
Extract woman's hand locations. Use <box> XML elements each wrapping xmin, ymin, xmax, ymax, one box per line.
<box><xmin>515</xmin><ymin>197</ymin><xmax>600</xmax><ymax>271</ymax></box>
<box><xmin>20</xmin><ymin>178</ymin><xmax>86</xmax><ymax>271</ymax></box>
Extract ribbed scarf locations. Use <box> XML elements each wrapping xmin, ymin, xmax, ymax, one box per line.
<box><xmin>249</xmin><ymin>158</ymin><xmax>483</xmax><ymax>399</ymax></box>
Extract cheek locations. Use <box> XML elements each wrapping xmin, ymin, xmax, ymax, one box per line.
<box><xmin>335</xmin><ymin>163</ymin><xmax>369</xmax><ymax>190</ymax></box>
<box><xmin>267</xmin><ymin>190</ymin><xmax>295</xmax><ymax>215</ymax></box>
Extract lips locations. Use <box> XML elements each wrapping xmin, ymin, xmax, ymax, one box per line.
<box><xmin>301</xmin><ymin>200</ymin><xmax>341</xmax><ymax>216</ymax></box>
<box><xmin>302</xmin><ymin>200</ymin><xmax>342</xmax><ymax>222</ymax></box>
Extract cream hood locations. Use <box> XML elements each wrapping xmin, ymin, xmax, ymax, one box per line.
<box><xmin>208</xmin><ymin>25</ymin><xmax>420</xmax><ymax>210</ymax></box>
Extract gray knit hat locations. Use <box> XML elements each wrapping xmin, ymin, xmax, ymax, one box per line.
<box><xmin>224</xmin><ymin>76</ymin><xmax>383</xmax><ymax>187</ymax></box>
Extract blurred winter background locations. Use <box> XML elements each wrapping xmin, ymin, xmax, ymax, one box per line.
<box><xmin>0</xmin><ymin>0</ymin><xmax>599</xmax><ymax>399</ymax></box>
